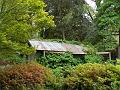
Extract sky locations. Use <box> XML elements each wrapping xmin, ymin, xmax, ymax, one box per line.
<box><xmin>85</xmin><ymin>0</ymin><xmax>97</xmax><ymax>9</ymax></box>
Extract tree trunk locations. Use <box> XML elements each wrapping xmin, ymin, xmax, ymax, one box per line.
<box><xmin>62</xmin><ymin>30</ymin><xmax>65</xmax><ymax>41</ymax></box>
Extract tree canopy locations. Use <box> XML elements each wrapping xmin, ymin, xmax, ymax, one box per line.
<box><xmin>0</xmin><ymin>0</ymin><xmax>54</xmax><ymax>56</ymax></box>
<box><xmin>95</xmin><ymin>0</ymin><xmax>120</xmax><ymax>51</ymax></box>
<box><xmin>44</xmin><ymin>0</ymin><xmax>94</xmax><ymax>41</ymax></box>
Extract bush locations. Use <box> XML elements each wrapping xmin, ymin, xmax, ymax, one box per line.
<box><xmin>52</xmin><ymin>66</ymin><xmax>74</xmax><ymax>89</ymax></box>
<box><xmin>0</xmin><ymin>53</ymin><xmax>26</xmax><ymax>64</ymax></box>
<box><xmin>85</xmin><ymin>54</ymin><xmax>103</xmax><ymax>63</ymax></box>
<box><xmin>37</xmin><ymin>52</ymin><xmax>81</xmax><ymax>69</ymax></box>
<box><xmin>64</xmin><ymin>63</ymin><xmax>120</xmax><ymax>90</ymax></box>
<box><xmin>0</xmin><ymin>62</ymin><xmax>55</xmax><ymax>90</ymax></box>
<box><xmin>116</xmin><ymin>59</ymin><xmax>120</xmax><ymax>65</ymax></box>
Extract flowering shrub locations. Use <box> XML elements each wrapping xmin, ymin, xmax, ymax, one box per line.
<box><xmin>0</xmin><ymin>62</ymin><xmax>55</xmax><ymax>90</ymax></box>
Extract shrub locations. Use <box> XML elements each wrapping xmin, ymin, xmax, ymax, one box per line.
<box><xmin>116</xmin><ymin>59</ymin><xmax>120</xmax><ymax>65</ymax></box>
<box><xmin>85</xmin><ymin>54</ymin><xmax>103</xmax><ymax>63</ymax></box>
<box><xmin>0</xmin><ymin>62</ymin><xmax>55</xmax><ymax>90</ymax></box>
<box><xmin>0</xmin><ymin>53</ymin><xmax>26</xmax><ymax>64</ymax></box>
<box><xmin>52</xmin><ymin>66</ymin><xmax>74</xmax><ymax>89</ymax></box>
<box><xmin>64</xmin><ymin>63</ymin><xmax>120</xmax><ymax>90</ymax></box>
<box><xmin>37</xmin><ymin>52</ymin><xmax>81</xmax><ymax>69</ymax></box>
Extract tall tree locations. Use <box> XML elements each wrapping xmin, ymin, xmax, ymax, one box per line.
<box><xmin>0</xmin><ymin>0</ymin><xmax>54</xmax><ymax>56</ymax></box>
<box><xmin>95</xmin><ymin>0</ymin><xmax>120</xmax><ymax>52</ymax></box>
<box><xmin>44</xmin><ymin>0</ymin><xmax>93</xmax><ymax>41</ymax></box>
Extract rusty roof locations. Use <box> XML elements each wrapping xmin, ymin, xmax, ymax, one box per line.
<box><xmin>29</xmin><ymin>40</ymin><xmax>85</xmax><ymax>54</ymax></box>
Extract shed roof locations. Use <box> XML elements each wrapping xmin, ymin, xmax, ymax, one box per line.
<box><xmin>29</xmin><ymin>40</ymin><xmax>86</xmax><ymax>54</ymax></box>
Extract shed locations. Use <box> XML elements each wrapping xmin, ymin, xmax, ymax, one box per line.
<box><xmin>28</xmin><ymin>40</ymin><xmax>86</xmax><ymax>55</ymax></box>
<box><xmin>28</xmin><ymin>40</ymin><xmax>112</xmax><ymax>60</ymax></box>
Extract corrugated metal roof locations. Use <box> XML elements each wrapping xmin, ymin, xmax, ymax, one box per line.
<box><xmin>29</xmin><ymin>40</ymin><xmax>85</xmax><ymax>54</ymax></box>
<box><xmin>63</xmin><ymin>43</ymin><xmax>85</xmax><ymax>54</ymax></box>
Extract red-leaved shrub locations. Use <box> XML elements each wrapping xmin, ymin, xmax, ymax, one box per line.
<box><xmin>0</xmin><ymin>62</ymin><xmax>55</xmax><ymax>89</ymax></box>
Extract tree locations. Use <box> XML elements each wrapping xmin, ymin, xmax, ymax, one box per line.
<box><xmin>0</xmin><ymin>0</ymin><xmax>54</xmax><ymax>58</ymax></box>
<box><xmin>95</xmin><ymin>0</ymin><xmax>120</xmax><ymax>52</ymax></box>
<box><xmin>44</xmin><ymin>0</ymin><xmax>94</xmax><ymax>41</ymax></box>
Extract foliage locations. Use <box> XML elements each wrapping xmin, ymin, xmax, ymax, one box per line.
<box><xmin>37</xmin><ymin>52</ymin><xmax>81</xmax><ymax>69</ymax></box>
<box><xmin>95</xmin><ymin>0</ymin><xmax>120</xmax><ymax>51</ymax></box>
<box><xmin>116</xmin><ymin>59</ymin><xmax>120</xmax><ymax>65</ymax></box>
<box><xmin>0</xmin><ymin>0</ymin><xmax>54</xmax><ymax>56</ymax></box>
<box><xmin>52</xmin><ymin>66</ymin><xmax>72</xmax><ymax>89</ymax></box>
<box><xmin>95</xmin><ymin>32</ymin><xmax>118</xmax><ymax>51</ymax></box>
<box><xmin>34</xmin><ymin>38</ymin><xmax>82</xmax><ymax>45</ymax></box>
<box><xmin>82</xmin><ymin>42</ymin><xmax>103</xmax><ymax>63</ymax></box>
<box><xmin>0</xmin><ymin>49</ymin><xmax>28</xmax><ymax>64</ymax></box>
<box><xmin>0</xmin><ymin>54</ymin><xmax>26</xmax><ymax>64</ymax></box>
<box><xmin>64</xmin><ymin>63</ymin><xmax>120</xmax><ymax>90</ymax></box>
<box><xmin>0</xmin><ymin>62</ymin><xmax>55</xmax><ymax>90</ymax></box>
<box><xmin>85</xmin><ymin>54</ymin><xmax>103</xmax><ymax>63</ymax></box>
<box><xmin>83</xmin><ymin>42</ymin><xmax>97</xmax><ymax>54</ymax></box>
<box><xmin>1</xmin><ymin>62</ymin><xmax>120</xmax><ymax>90</ymax></box>
<box><xmin>37</xmin><ymin>52</ymin><xmax>82</xmax><ymax>89</ymax></box>
<box><xmin>96</xmin><ymin>0</ymin><xmax>120</xmax><ymax>31</ymax></box>
<box><xmin>44</xmin><ymin>0</ymin><xmax>93</xmax><ymax>41</ymax></box>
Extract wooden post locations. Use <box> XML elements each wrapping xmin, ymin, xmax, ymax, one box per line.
<box><xmin>109</xmin><ymin>52</ymin><xmax>111</xmax><ymax>60</ymax></box>
<box><xmin>43</xmin><ymin>51</ymin><xmax>46</xmax><ymax>57</ymax></box>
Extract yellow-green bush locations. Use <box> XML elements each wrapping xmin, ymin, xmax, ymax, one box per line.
<box><xmin>116</xmin><ymin>59</ymin><xmax>120</xmax><ymax>65</ymax></box>
<box><xmin>0</xmin><ymin>62</ymin><xmax>55</xmax><ymax>90</ymax></box>
<box><xmin>64</xmin><ymin>63</ymin><xmax>120</xmax><ymax>90</ymax></box>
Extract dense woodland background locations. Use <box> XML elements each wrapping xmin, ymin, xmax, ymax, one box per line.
<box><xmin>43</xmin><ymin>0</ymin><xmax>119</xmax><ymax>52</ymax></box>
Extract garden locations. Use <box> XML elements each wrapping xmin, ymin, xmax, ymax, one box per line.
<box><xmin>0</xmin><ymin>53</ymin><xmax>120</xmax><ymax>90</ymax></box>
<box><xmin>0</xmin><ymin>0</ymin><xmax>120</xmax><ymax>90</ymax></box>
